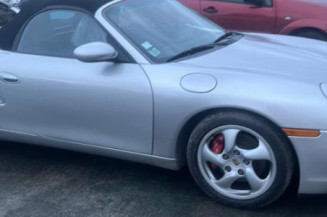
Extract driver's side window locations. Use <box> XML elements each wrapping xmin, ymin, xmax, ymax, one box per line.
<box><xmin>214</xmin><ymin>0</ymin><xmax>272</xmax><ymax>7</ymax></box>
<box><xmin>17</xmin><ymin>9</ymin><xmax>108</xmax><ymax>58</ymax></box>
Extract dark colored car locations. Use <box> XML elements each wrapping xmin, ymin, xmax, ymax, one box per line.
<box><xmin>180</xmin><ymin>0</ymin><xmax>327</xmax><ymax>41</ymax></box>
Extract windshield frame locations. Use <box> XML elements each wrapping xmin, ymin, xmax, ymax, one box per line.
<box><xmin>101</xmin><ymin>0</ymin><xmax>226</xmax><ymax>64</ymax></box>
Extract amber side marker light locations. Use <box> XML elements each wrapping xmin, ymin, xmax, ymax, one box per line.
<box><xmin>283</xmin><ymin>128</ymin><xmax>321</xmax><ymax>137</ymax></box>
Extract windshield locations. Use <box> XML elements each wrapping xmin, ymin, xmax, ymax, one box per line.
<box><xmin>103</xmin><ymin>0</ymin><xmax>225</xmax><ymax>63</ymax></box>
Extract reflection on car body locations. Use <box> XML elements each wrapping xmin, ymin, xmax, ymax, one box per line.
<box><xmin>0</xmin><ymin>0</ymin><xmax>327</xmax><ymax>209</ymax></box>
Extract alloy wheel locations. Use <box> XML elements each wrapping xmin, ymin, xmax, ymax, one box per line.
<box><xmin>197</xmin><ymin>125</ymin><xmax>277</xmax><ymax>200</ymax></box>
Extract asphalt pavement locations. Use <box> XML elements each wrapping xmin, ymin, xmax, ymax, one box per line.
<box><xmin>0</xmin><ymin>141</ymin><xmax>326</xmax><ymax>217</ymax></box>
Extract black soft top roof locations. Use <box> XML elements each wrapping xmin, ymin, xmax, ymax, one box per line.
<box><xmin>0</xmin><ymin>0</ymin><xmax>112</xmax><ymax>50</ymax></box>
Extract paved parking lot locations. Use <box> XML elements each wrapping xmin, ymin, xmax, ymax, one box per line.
<box><xmin>0</xmin><ymin>141</ymin><xmax>326</xmax><ymax>217</ymax></box>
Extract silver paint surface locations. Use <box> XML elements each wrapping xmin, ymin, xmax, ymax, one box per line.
<box><xmin>0</xmin><ymin>2</ymin><xmax>326</xmax><ymax>195</ymax></box>
<box><xmin>74</xmin><ymin>42</ymin><xmax>118</xmax><ymax>62</ymax></box>
<box><xmin>180</xmin><ymin>73</ymin><xmax>217</xmax><ymax>93</ymax></box>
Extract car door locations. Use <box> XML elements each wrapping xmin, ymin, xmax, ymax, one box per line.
<box><xmin>0</xmin><ymin>9</ymin><xmax>153</xmax><ymax>154</ymax></box>
<box><xmin>200</xmin><ymin>0</ymin><xmax>276</xmax><ymax>33</ymax></box>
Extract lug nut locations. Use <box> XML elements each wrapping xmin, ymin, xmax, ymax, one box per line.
<box><xmin>225</xmin><ymin>166</ymin><xmax>232</xmax><ymax>172</ymax></box>
<box><xmin>223</xmin><ymin>154</ymin><xmax>229</xmax><ymax>160</ymax></box>
<box><xmin>243</xmin><ymin>159</ymin><xmax>250</xmax><ymax>165</ymax></box>
<box><xmin>238</xmin><ymin>169</ymin><xmax>244</xmax><ymax>176</ymax></box>
<box><xmin>233</xmin><ymin>150</ymin><xmax>240</xmax><ymax>155</ymax></box>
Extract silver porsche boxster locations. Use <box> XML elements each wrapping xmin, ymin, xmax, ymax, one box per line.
<box><xmin>0</xmin><ymin>0</ymin><xmax>326</xmax><ymax>209</ymax></box>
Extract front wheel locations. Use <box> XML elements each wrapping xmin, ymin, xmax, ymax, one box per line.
<box><xmin>187</xmin><ymin>111</ymin><xmax>295</xmax><ymax>209</ymax></box>
<box><xmin>293</xmin><ymin>30</ymin><xmax>327</xmax><ymax>41</ymax></box>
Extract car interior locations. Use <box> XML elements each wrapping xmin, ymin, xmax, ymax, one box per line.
<box><xmin>17</xmin><ymin>10</ymin><xmax>108</xmax><ymax>58</ymax></box>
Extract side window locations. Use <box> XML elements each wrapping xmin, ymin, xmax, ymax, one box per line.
<box><xmin>263</xmin><ymin>0</ymin><xmax>272</xmax><ymax>6</ymax></box>
<box><xmin>218</xmin><ymin>0</ymin><xmax>244</xmax><ymax>3</ymax></box>
<box><xmin>214</xmin><ymin>0</ymin><xmax>272</xmax><ymax>6</ymax></box>
<box><xmin>17</xmin><ymin>10</ymin><xmax>108</xmax><ymax>58</ymax></box>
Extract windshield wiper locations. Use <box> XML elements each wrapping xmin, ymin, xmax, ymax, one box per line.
<box><xmin>166</xmin><ymin>32</ymin><xmax>241</xmax><ymax>62</ymax></box>
<box><xmin>214</xmin><ymin>31</ymin><xmax>239</xmax><ymax>44</ymax></box>
<box><xmin>166</xmin><ymin>44</ymin><xmax>215</xmax><ymax>62</ymax></box>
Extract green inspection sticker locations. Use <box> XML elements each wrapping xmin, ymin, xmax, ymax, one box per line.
<box><xmin>148</xmin><ymin>47</ymin><xmax>161</xmax><ymax>57</ymax></box>
<box><xmin>141</xmin><ymin>41</ymin><xmax>152</xmax><ymax>50</ymax></box>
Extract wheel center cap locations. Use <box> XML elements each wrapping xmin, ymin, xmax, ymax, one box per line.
<box><xmin>233</xmin><ymin>159</ymin><xmax>240</xmax><ymax>166</ymax></box>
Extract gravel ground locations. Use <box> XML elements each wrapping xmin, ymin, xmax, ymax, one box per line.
<box><xmin>0</xmin><ymin>141</ymin><xmax>326</xmax><ymax>217</ymax></box>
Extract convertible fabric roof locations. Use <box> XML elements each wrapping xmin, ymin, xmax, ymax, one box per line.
<box><xmin>0</xmin><ymin>0</ymin><xmax>113</xmax><ymax>50</ymax></box>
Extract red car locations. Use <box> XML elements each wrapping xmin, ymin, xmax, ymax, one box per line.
<box><xmin>180</xmin><ymin>0</ymin><xmax>327</xmax><ymax>40</ymax></box>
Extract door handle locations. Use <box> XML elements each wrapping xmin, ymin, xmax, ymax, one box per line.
<box><xmin>0</xmin><ymin>72</ymin><xmax>20</xmax><ymax>83</ymax></box>
<box><xmin>203</xmin><ymin>6</ymin><xmax>218</xmax><ymax>14</ymax></box>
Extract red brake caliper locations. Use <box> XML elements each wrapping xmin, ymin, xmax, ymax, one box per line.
<box><xmin>210</xmin><ymin>134</ymin><xmax>225</xmax><ymax>170</ymax></box>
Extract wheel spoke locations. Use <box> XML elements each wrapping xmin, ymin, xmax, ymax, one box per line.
<box><xmin>245</xmin><ymin>167</ymin><xmax>265</xmax><ymax>191</ymax></box>
<box><xmin>197</xmin><ymin>125</ymin><xmax>277</xmax><ymax>200</ymax></box>
<box><xmin>243</xmin><ymin>140</ymin><xmax>271</xmax><ymax>161</ymax></box>
<box><xmin>215</xmin><ymin>172</ymin><xmax>239</xmax><ymax>189</ymax></box>
<box><xmin>222</xmin><ymin>129</ymin><xmax>240</xmax><ymax>153</ymax></box>
<box><xmin>202</xmin><ymin>144</ymin><xmax>225</xmax><ymax>167</ymax></box>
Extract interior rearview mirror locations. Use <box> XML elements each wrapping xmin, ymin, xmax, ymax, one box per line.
<box><xmin>74</xmin><ymin>42</ymin><xmax>118</xmax><ymax>62</ymax></box>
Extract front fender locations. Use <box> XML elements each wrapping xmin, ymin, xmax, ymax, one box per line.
<box><xmin>280</xmin><ymin>18</ymin><xmax>327</xmax><ymax>35</ymax></box>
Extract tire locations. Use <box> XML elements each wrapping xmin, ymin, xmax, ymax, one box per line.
<box><xmin>293</xmin><ymin>30</ymin><xmax>327</xmax><ymax>41</ymax></box>
<box><xmin>187</xmin><ymin>111</ymin><xmax>295</xmax><ymax>209</ymax></box>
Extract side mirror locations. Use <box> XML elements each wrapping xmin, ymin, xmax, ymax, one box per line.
<box><xmin>74</xmin><ymin>42</ymin><xmax>118</xmax><ymax>63</ymax></box>
<box><xmin>245</xmin><ymin>0</ymin><xmax>264</xmax><ymax>6</ymax></box>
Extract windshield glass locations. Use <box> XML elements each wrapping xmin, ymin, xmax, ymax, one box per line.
<box><xmin>104</xmin><ymin>0</ymin><xmax>225</xmax><ymax>63</ymax></box>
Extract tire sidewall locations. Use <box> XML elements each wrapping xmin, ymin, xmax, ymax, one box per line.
<box><xmin>295</xmin><ymin>31</ymin><xmax>327</xmax><ymax>41</ymax></box>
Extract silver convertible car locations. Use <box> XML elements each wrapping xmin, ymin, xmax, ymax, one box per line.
<box><xmin>0</xmin><ymin>0</ymin><xmax>327</xmax><ymax>209</ymax></box>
